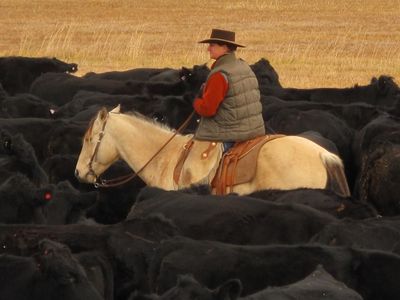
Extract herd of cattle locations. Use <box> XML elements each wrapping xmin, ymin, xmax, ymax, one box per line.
<box><xmin>0</xmin><ymin>55</ymin><xmax>400</xmax><ymax>300</ymax></box>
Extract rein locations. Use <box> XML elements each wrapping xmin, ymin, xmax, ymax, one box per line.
<box><xmin>92</xmin><ymin>110</ymin><xmax>196</xmax><ymax>188</ymax></box>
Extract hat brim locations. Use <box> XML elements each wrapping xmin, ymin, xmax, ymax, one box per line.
<box><xmin>198</xmin><ymin>38</ymin><xmax>245</xmax><ymax>48</ymax></box>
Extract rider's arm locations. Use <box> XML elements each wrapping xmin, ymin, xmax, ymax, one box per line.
<box><xmin>193</xmin><ymin>72</ymin><xmax>228</xmax><ymax>117</ymax></box>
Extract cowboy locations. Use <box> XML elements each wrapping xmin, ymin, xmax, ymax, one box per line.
<box><xmin>193</xmin><ymin>28</ymin><xmax>265</xmax><ymax>153</ymax></box>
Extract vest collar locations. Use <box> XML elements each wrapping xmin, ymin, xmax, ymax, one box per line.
<box><xmin>211</xmin><ymin>52</ymin><xmax>237</xmax><ymax>69</ymax></box>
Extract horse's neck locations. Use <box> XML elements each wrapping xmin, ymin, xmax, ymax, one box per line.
<box><xmin>108</xmin><ymin>113</ymin><xmax>190</xmax><ymax>189</ymax></box>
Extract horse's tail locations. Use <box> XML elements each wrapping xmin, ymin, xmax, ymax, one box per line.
<box><xmin>320</xmin><ymin>152</ymin><xmax>351</xmax><ymax>197</ymax></box>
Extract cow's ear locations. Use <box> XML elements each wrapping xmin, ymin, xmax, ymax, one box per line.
<box><xmin>213</xmin><ymin>279</ymin><xmax>242</xmax><ymax>300</ymax></box>
<box><xmin>110</xmin><ymin>104</ymin><xmax>121</xmax><ymax>114</ymax></box>
<box><xmin>377</xmin><ymin>76</ymin><xmax>389</xmax><ymax>95</ymax></box>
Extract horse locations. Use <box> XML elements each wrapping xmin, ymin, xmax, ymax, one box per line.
<box><xmin>75</xmin><ymin>105</ymin><xmax>350</xmax><ymax>196</ymax></box>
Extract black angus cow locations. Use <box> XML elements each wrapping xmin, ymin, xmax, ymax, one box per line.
<box><xmin>147</xmin><ymin>236</ymin><xmax>400</xmax><ymax>300</ymax></box>
<box><xmin>0</xmin><ymin>93</ymin><xmax>57</xmax><ymax>118</ymax></box>
<box><xmin>42</xmin><ymin>154</ymin><xmax>92</xmax><ymax>191</ymax></box>
<box><xmin>83</xmin><ymin>67</ymin><xmax>174</xmax><ymax>81</ymax></box>
<box><xmin>0</xmin><ymin>129</ymin><xmax>48</xmax><ymax>186</ymax></box>
<box><xmin>129</xmin><ymin>186</ymin><xmax>337</xmax><ymax>245</ymax></box>
<box><xmin>83</xmin><ymin>63</ymin><xmax>209</xmax><ymax>84</ymax></box>
<box><xmin>0</xmin><ymin>239</ymin><xmax>104</xmax><ymax>300</ymax></box>
<box><xmin>0</xmin><ymin>215</ymin><xmax>182</xmax><ymax>299</ymax></box>
<box><xmin>0</xmin><ymin>56</ymin><xmax>77</xmax><ymax>95</ymax></box>
<box><xmin>261</xmin><ymin>75</ymin><xmax>400</xmax><ymax>108</ymax></box>
<box><xmin>150</xmin><ymin>95</ymin><xmax>199</xmax><ymax>132</ymax></box>
<box><xmin>247</xmin><ymin>188</ymin><xmax>379</xmax><ymax>219</ymax></box>
<box><xmin>131</xmin><ymin>265</ymin><xmax>362</xmax><ymax>300</ymax></box>
<box><xmin>352</xmin><ymin>115</ymin><xmax>400</xmax><ymax>215</ymax></box>
<box><xmin>30</xmin><ymin>72</ymin><xmax>145</xmax><ymax>106</ymax></box>
<box><xmin>0</xmin><ymin>117</ymin><xmax>87</xmax><ymax>162</ymax></box>
<box><xmin>250</xmin><ymin>58</ymin><xmax>281</xmax><ymax>87</ymax></box>
<box><xmin>55</xmin><ymin>90</ymin><xmax>153</xmax><ymax>119</ymax></box>
<box><xmin>40</xmin><ymin>181</ymin><xmax>98</xmax><ymax>225</ymax></box>
<box><xmin>311</xmin><ymin>216</ymin><xmax>400</xmax><ymax>255</ymax></box>
<box><xmin>43</xmin><ymin>153</ymin><xmax>145</xmax><ymax>224</ymax></box>
<box><xmin>0</xmin><ymin>173</ymin><xmax>47</xmax><ymax>224</ymax></box>
<box><xmin>74</xmin><ymin>250</ymin><xmax>114</xmax><ymax>300</ymax></box>
<box><xmin>261</xmin><ymin>96</ymin><xmax>386</xmax><ymax>130</ymax></box>
<box><xmin>264</xmin><ymin>107</ymin><xmax>355</xmax><ymax>188</ymax></box>
<box><xmin>297</xmin><ymin>130</ymin><xmax>339</xmax><ymax>155</ymax></box>
<box><xmin>143</xmin><ymin>64</ymin><xmax>210</xmax><ymax>98</ymax></box>
<box><xmin>86</xmin><ymin>160</ymin><xmax>146</xmax><ymax>224</ymax></box>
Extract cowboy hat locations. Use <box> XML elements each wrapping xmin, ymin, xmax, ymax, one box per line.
<box><xmin>198</xmin><ymin>29</ymin><xmax>245</xmax><ymax>48</ymax></box>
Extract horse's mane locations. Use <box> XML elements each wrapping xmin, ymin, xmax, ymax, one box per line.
<box><xmin>84</xmin><ymin>117</ymin><xmax>96</xmax><ymax>140</ymax></box>
<box><xmin>122</xmin><ymin>110</ymin><xmax>178</xmax><ymax>134</ymax></box>
<box><xmin>84</xmin><ymin>107</ymin><xmax>186</xmax><ymax>141</ymax></box>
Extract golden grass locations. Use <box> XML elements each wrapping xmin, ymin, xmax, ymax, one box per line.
<box><xmin>1</xmin><ymin>0</ymin><xmax>399</xmax><ymax>87</ymax></box>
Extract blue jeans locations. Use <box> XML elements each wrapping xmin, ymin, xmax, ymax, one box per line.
<box><xmin>223</xmin><ymin>141</ymin><xmax>235</xmax><ymax>153</ymax></box>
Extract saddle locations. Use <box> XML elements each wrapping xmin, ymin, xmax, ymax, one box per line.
<box><xmin>211</xmin><ymin>135</ymin><xmax>285</xmax><ymax>195</ymax></box>
<box><xmin>173</xmin><ymin>134</ymin><xmax>285</xmax><ymax>194</ymax></box>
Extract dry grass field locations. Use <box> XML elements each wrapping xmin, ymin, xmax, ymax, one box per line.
<box><xmin>1</xmin><ymin>0</ymin><xmax>399</xmax><ymax>87</ymax></box>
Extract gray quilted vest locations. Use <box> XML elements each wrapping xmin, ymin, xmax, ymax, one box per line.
<box><xmin>194</xmin><ymin>53</ymin><xmax>265</xmax><ymax>141</ymax></box>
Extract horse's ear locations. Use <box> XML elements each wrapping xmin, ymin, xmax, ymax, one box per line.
<box><xmin>110</xmin><ymin>105</ymin><xmax>121</xmax><ymax>113</ymax></box>
<box><xmin>98</xmin><ymin>107</ymin><xmax>108</xmax><ymax>121</ymax></box>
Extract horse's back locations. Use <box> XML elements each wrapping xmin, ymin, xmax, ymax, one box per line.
<box><xmin>233</xmin><ymin>135</ymin><xmax>334</xmax><ymax>194</ymax></box>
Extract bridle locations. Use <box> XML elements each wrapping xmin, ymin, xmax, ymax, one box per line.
<box><xmin>87</xmin><ymin>114</ymin><xmax>109</xmax><ymax>183</ymax></box>
<box><xmin>87</xmin><ymin>110</ymin><xmax>196</xmax><ymax>188</ymax></box>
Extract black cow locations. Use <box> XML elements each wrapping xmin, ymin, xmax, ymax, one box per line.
<box><xmin>262</xmin><ymin>97</ymin><xmax>385</xmax><ymax>130</ymax></box>
<box><xmin>0</xmin><ymin>239</ymin><xmax>103</xmax><ymax>300</ymax></box>
<box><xmin>42</xmin><ymin>153</ymin><xmax>145</xmax><ymax>223</ymax></box>
<box><xmin>40</xmin><ymin>181</ymin><xmax>98</xmax><ymax>225</ymax></box>
<box><xmin>0</xmin><ymin>117</ymin><xmax>87</xmax><ymax>161</ymax></box>
<box><xmin>0</xmin><ymin>56</ymin><xmax>77</xmax><ymax>95</ymax></box>
<box><xmin>143</xmin><ymin>64</ymin><xmax>210</xmax><ymax>98</ymax></box>
<box><xmin>352</xmin><ymin>115</ymin><xmax>400</xmax><ymax>214</ymax></box>
<box><xmin>264</xmin><ymin>108</ymin><xmax>355</xmax><ymax>188</ymax></box>
<box><xmin>42</xmin><ymin>154</ymin><xmax>92</xmax><ymax>190</ymax></box>
<box><xmin>55</xmin><ymin>90</ymin><xmax>153</xmax><ymax>119</ymax></box>
<box><xmin>0</xmin><ymin>129</ymin><xmax>48</xmax><ymax>186</ymax></box>
<box><xmin>87</xmin><ymin>160</ymin><xmax>146</xmax><ymax>224</ymax></box>
<box><xmin>250</xmin><ymin>58</ymin><xmax>281</xmax><ymax>87</ymax></box>
<box><xmin>83</xmin><ymin>67</ymin><xmax>173</xmax><ymax>81</ymax></box>
<box><xmin>131</xmin><ymin>265</ymin><xmax>362</xmax><ymax>300</ymax></box>
<box><xmin>311</xmin><ymin>216</ymin><xmax>400</xmax><ymax>255</ymax></box>
<box><xmin>178</xmin><ymin>64</ymin><xmax>210</xmax><ymax>94</ymax></box>
<box><xmin>260</xmin><ymin>75</ymin><xmax>400</xmax><ymax>108</ymax></box>
<box><xmin>150</xmin><ymin>95</ymin><xmax>199</xmax><ymax>132</ymax></box>
<box><xmin>129</xmin><ymin>186</ymin><xmax>337</xmax><ymax>245</ymax></box>
<box><xmin>0</xmin><ymin>93</ymin><xmax>57</xmax><ymax>118</ymax></box>
<box><xmin>148</xmin><ymin>236</ymin><xmax>400</xmax><ymax>300</ymax></box>
<box><xmin>0</xmin><ymin>173</ymin><xmax>47</xmax><ymax>224</ymax></box>
<box><xmin>75</xmin><ymin>250</ymin><xmax>114</xmax><ymax>300</ymax></box>
<box><xmin>30</xmin><ymin>72</ymin><xmax>145</xmax><ymax>106</ymax></box>
<box><xmin>247</xmin><ymin>188</ymin><xmax>379</xmax><ymax>219</ymax></box>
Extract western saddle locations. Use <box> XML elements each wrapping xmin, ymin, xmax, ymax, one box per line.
<box><xmin>174</xmin><ymin>134</ymin><xmax>285</xmax><ymax>195</ymax></box>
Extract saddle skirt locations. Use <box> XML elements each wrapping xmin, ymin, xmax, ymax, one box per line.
<box><xmin>173</xmin><ymin>134</ymin><xmax>285</xmax><ymax>194</ymax></box>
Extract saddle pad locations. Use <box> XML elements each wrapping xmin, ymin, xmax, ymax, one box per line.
<box><xmin>212</xmin><ymin>134</ymin><xmax>285</xmax><ymax>195</ymax></box>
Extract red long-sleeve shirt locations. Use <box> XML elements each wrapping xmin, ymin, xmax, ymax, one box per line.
<box><xmin>193</xmin><ymin>71</ymin><xmax>228</xmax><ymax>117</ymax></box>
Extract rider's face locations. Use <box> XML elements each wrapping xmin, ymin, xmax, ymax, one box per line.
<box><xmin>207</xmin><ymin>43</ymin><xmax>229</xmax><ymax>60</ymax></box>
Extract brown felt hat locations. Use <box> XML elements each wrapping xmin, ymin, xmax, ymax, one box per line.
<box><xmin>198</xmin><ymin>29</ymin><xmax>245</xmax><ymax>48</ymax></box>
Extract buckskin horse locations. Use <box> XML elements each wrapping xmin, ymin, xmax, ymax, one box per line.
<box><xmin>75</xmin><ymin>106</ymin><xmax>350</xmax><ymax>196</ymax></box>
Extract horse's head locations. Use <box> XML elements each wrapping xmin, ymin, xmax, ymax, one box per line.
<box><xmin>75</xmin><ymin>106</ymin><xmax>120</xmax><ymax>184</ymax></box>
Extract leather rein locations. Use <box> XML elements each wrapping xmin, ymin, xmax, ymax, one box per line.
<box><xmin>88</xmin><ymin>111</ymin><xmax>196</xmax><ymax>188</ymax></box>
